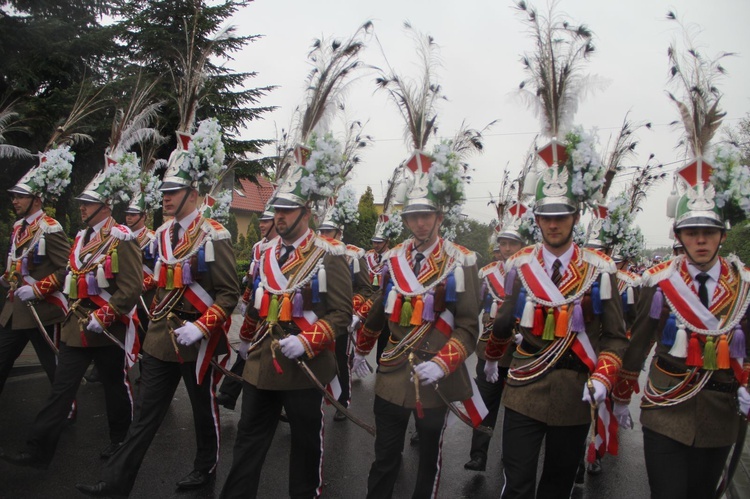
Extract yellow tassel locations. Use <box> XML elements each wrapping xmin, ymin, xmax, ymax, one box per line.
<box><xmin>279</xmin><ymin>293</ymin><xmax>292</xmax><ymax>321</ymax></box>
<box><xmin>173</xmin><ymin>263</ymin><xmax>183</xmax><ymax>288</ymax></box>
<box><xmin>555</xmin><ymin>305</ymin><xmax>568</xmax><ymax>338</ymax></box>
<box><xmin>410</xmin><ymin>296</ymin><xmax>423</xmax><ymax>325</ymax></box>
<box><xmin>400</xmin><ymin>297</ymin><xmax>413</xmax><ymax>327</ymax></box>
<box><xmin>267</xmin><ymin>294</ymin><xmax>280</xmax><ymax>323</ymax></box>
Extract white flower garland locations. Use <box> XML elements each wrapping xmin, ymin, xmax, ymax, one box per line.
<box><xmin>379</xmin><ymin>215</ymin><xmax>403</xmax><ymax>240</ymax></box>
<box><xmin>102</xmin><ymin>152</ymin><xmax>141</xmax><ymax>204</ymax></box>
<box><xmin>186</xmin><ymin>118</ymin><xmax>227</xmax><ymax>195</ymax></box>
<box><xmin>33</xmin><ymin>145</ymin><xmax>74</xmax><ymax>200</ymax></box>
<box><xmin>141</xmin><ymin>172</ymin><xmax>163</xmax><ymax>212</ymax></box>
<box><xmin>300</xmin><ymin>132</ymin><xmax>347</xmax><ymax>202</ymax></box>
<box><xmin>331</xmin><ymin>185</ymin><xmax>359</xmax><ymax>227</ymax></box>
<box><xmin>708</xmin><ymin>143</ymin><xmax>750</xmax><ymax>222</ymax></box>
<box><xmin>566</xmin><ymin>126</ymin><xmax>606</xmax><ymax>208</ymax></box>
<box><xmin>210</xmin><ymin>189</ymin><xmax>232</xmax><ymax>224</ymax></box>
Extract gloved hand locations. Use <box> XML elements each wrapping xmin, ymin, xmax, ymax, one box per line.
<box><xmin>175</xmin><ymin>322</ymin><xmax>205</xmax><ymax>346</ymax></box>
<box><xmin>353</xmin><ymin>352</ymin><xmax>371</xmax><ymax>378</ymax></box>
<box><xmin>87</xmin><ymin>313</ymin><xmax>104</xmax><ymax>334</ymax></box>
<box><xmin>484</xmin><ymin>360</ymin><xmax>500</xmax><ymax>383</ymax></box>
<box><xmin>279</xmin><ymin>336</ymin><xmax>305</xmax><ymax>359</ymax></box>
<box><xmin>412</xmin><ymin>361</ymin><xmax>445</xmax><ymax>386</ymax></box>
<box><xmin>582</xmin><ymin>379</ymin><xmax>608</xmax><ymax>405</ymax></box>
<box><xmin>738</xmin><ymin>387</ymin><xmax>750</xmax><ymax>417</ymax></box>
<box><xmin>513</xmin><ymin>333</ymin><xmax>523</xmax><ymax>345</ymax></box>
<box><xmin>348</xmin><ymin>314</ymin><xmax>361</xmax><ymax>333</ymax></box>
<box><xmin>613</xmin><ymin>401</ymin><xmax>633</xmax><ymax>429</ymax></box>
<box><xmin>238</xmin><ymin>300</ymin><xmax>248</xmax><ymax>316</ymax></box>
<box><xmin>238</xmin><ymin>340</ymin><xmax>251</xmax><ymax>360</ymax></box>
<box><xmin>15</xmin><ymin>284</ymin><xmax>36</xmax><ymax>302</ymax></box>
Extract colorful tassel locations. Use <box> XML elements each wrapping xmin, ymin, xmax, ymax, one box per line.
<box><xmin>182</xmin><ymin>261</ymin><xmax>193</xmax><ymax>285</ymax></box>
<box><xmin>63</xmin><ymin>272</ymin><xmax>72</xmax><ymax>296</ymax></box>
<box><xmin>205</xmin><ymin>238</ymin><xmax>215</xmax><ymax>262</ymax></box>
<box><xmin>490</xmin><ymin>300</ymin><xmax>498</xmax><ymax>319</ymax></box>
<box><xmin>33</xmin><ymin>243</ymin><xmax>42</xmax><ymax>264</ymax></box>
<box><xmin>292</xmin><ymin>290</ymin><xmax>304</xmax><ymax>318</ymax></box>
<box><xmin>621</xmin><ymin>291</ymin><xmax>629</xmax><ymax>315</ymax></box>
<box><xmin>37</xmin><ymin>235</ymin><xmax>46</xmax><ymax>256</ymax></box>
<box><xmin>685</xmin><ymin>332</ymin><xmax>702</xmax><ymax>366</ymax></box>
<box><xmin>669</xmin><ymin>324</ymin><xmax>688</xmax><ymax>359</ymax></box>
<box><xmin>532</xmin><ymin>306</ymin><xmax>545</xmax><ymax>336</ymax></box>
<box><xmin>730</xmin><ymin>326</ymin><xmax>746</xmax><ymax>359</ymax></box>
<box><xmin>717</xmin><ymin>335</ymin><xmax>730</xmax><ymax>369</ymax></box>
<box><xmin>703</xmin><ymin>336</ymin><xmax>717</xmax><ymax>370</ymax></box>
<box><xmin>514</xmin><ymin>288</ymin><xmax>527</xmax><ymax>320</ymax></box>
<box><xmin>571</xmin><ymin>300</ymin><xmax>586</xmax><ymax>334</ymax></box>
<box><xmin>400</xmin><ymin>297</ymin><xmax>413</xmax><ymax>327</ymax></box>
<box><xmin>68</xmin><ymin>273</ymin><xmax>78</xmax><ymax>299</ymax></box>
<box><xmin>86</xmin><ymin>272</ymin><xmax>99</xmax><ymax>295</ymax></box>
<box><xmin>415</xmin><ymin>400</ymin><xmax>424</xmax><ymax>419</ymax></box>
<box><xmin>661</xmin><ymin>314</ymin><xmax>677</xmax><ymax>347</ymax></box>
<box><xmin>520</xmin><ymin>296</ymin><xmax>535</xmax><ymax>329</ymax></box>
<box><xmin>352</xmin><ymin>257</ymin><xmax>360</xmax><ymax>274</ymax></box>
<box><xmin>279</xmin><ymin>294</ymin><xmax>292</xmax><ymax>321</ymax></box>
<box><xmin>197</xmin><ymin>247</ymin><xmax>208</xmax><ymax>272</ymax></box>
<box><xmin>410</xmin><ymin>296</ymin><xmax>423</xmax><ymax>325</ymax></box>
<box><xmin>267</xmin><ymin>294</ymin><xmax>280</xmax><ymax>323</ymax></box>
<box><xmin>591</xmin><ymin>282</ymin><xmax>602</xmax><ymax>315</ymax></box>
<box><xmin>433</xmin><ymin>283</ymin><xmax>446</xmax><ymax>312</ymax></box>
<box><xmin>422</xmin><ymin>291</ymin><xmax>435</xmax><ymax>322</ymax></box>
<box><xmin>384</xmin><ymin>283</ymin><xmax>396</xmax><ymax>314</ymax></box>
<box><xmin>173</xmin><ymin>263</ymin><xmax>183</xmax><ymax>288</ymax></box>
<box><xmin>166</xmin><ymin>266</ymin><xmax>174</xmax><ymax>290</ymax></box>
<box><xmin>254</xmin><ymin>284</ymin><xmax>265</xmax><ymax>313</ymax></box>
<box><xmin>153</xmin><ymin>258</ymin><xmax>162</xmax><ymax>283</ymax></box>
<box><xmin>21</xmin><ymin>256</ymin><xmax>28</xmax><ymax>276</ymax></box>
<box><xmin>104</xmin><ymin>255</ymin><xmax>114</xmax><ymax>279</ymax></box>
<box><xmin>372</xmin><ymin>273</ymin><xmax>379</xmax><ymax>287</ymax></box>
<box><xmin>599</xmin><ymin>273</ymin><xmax>612</xmax><ymax>300</ymax></box>
<box><xmin>445</xmin><ymin>273</ymin><xmax>457</xmax><ymax>303</ymax></box>
<box><xmin>110</xmin><ymin>248</ymin><xmax>119</xmax><ymax>273</ymax></box>
<box><xmin>77</xmin><ymin>275</ymin><xmax>88</xmax><ymax>299</ymax></box>
<box><xmin>649</xmin><ymin>288</ymin><xmax>663</xmax><ymax>320</ymax></box>
<box><xmin>390</xmin><ymin>294</ymin><xmax>403</xmax><ymax>323</ymax></box>
<box><xmin>311</xmin><ymin>275</ymin><xmax>320</xmax><ymax>303</ymax></box>
<box><xmin>505</xmin><ymin>268</ymin><xmax>517</xmax><ymax>292</ymax></box>
<box><xmin>555</xmin><ymin>305</ymin><xmax>569</xmax><ymax>338</ymax></box>
<box><xmin>626</xmin><ymin>286</ymin><xmax>635</xmax><ymax>305</ymax></box>
<box><xmin>271</xmin><ymin>343</ymin><xmax>284</xmax><ymax>374</ymax></box>
<box><xmin>542</xmin><ymin>308</ymin><xmax>556</xmax><ymax>340</ymax></box>
<box><xmin>454</xmin><ymin>265</ymin><xmax>465</xmax><ymax>293</ymax></box>
<box><xmin>96</xmin><ymin>264</ymin><xmax>109</xmax><ymax>288</ymax></box>
<box><xmin>318</xmin><ymin>267</ymin><xmax>327</xmax><ymax>293</ymax></box>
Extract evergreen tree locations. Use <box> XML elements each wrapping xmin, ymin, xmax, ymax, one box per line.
<box><xmin>345</xmin><ymin>186</ymin><xmax>378</xmax><ymax>248</ymax></box>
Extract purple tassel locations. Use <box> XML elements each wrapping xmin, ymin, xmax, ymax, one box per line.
<box><xmin>504</xmin><ymin>268</ymin><xmax>517</xmax><ymax>292</ymax></box>
<box><xmin>730</xmin><ymin>326</ymin><xmax>746</xmax><ymax>359</ymax></box>
<box><xmin>422</xmin><ymin>291</ymin><xmax>435</xmax><ymax>321</ymax></box>
<box><xmin>86</xmin><ymin>272</ymin><xmax>100</xmax><ymax>295</ymax></box>
<box><xmin>21</xmin><ymin>256</ymin><xmax>29</xmax><ymax>276</ymax></box>
<box><xmin>292</xmin><ymin>290</ymin><xmax>304</xmax><ymax>318</ymax></box>
<box><xmin>649</xmin><ymin>288</ymin><xmax>663</xmax><ymax>320</ymax></box>
<box><xmin>480</xmin><ymin>281</ymin><xmax>487</xmax><ymax>298</ymax></box>
<box><xmin>571</xmin><ymin>300</ymin><xmax>586</xmax><ymax>334</ymax></box>
<box><xmin>380</xmin><ymin>265</ymin><xmax>389</xmax><ymax>287</ymax></box>
<box><xmin>104</xmin><ymin>255</ymin><xmax>114</xmax><ymax>278</ymax></box>
<box><xmin>182</xmin><ymin>261</ymin><xmax>193</xmax><ymax>285</ymax></box>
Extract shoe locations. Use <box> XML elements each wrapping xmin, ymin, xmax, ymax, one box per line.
<box><xmin>75</xmin><ymin>481</ymin><xmax>128</xmax><ymax>498</ymax></box>
<box><xmin>100</xmin><ymin>442</ymin><xmax>122</xmax><ymax>459</ymax></box>
<box><xmin>586</xmin><ymin>458</ymin><xmax>602</xmax><ymax>475</ymax></box>
<box><xmin>64</xmin><ymin>402</ymin><xmax>77</xmax><ymax>427</ymax></box>
<box><xmin>333</xmin><ymin>409</ymin><xmax>347</xmax><ymax>422</ymax></box>
<box><xmin>216</xmin><ymin>393</ymin><xmax>236</xmax><ymax>410</ymax></box>
<box><xmin>279</xmin><ymin>411</ymin><xmax>289</xmax><ymax>423</ymax></box>
<box><xmin>84</xmin><ymin>366</ymin><xmax>101</xmax><ymax>383</ymax></box>
<box><xmin>575</xmin><ymin>462</ymin><xmax>586</xmax><ymax>484</ymax></box>
<box><xmin>0</xmin><ymin>451</ymin><xmax>49</xmax><ymax>470</ymax></box>
<box><xmin>176</xmin><ymin>469</ymin><xmax>214</xmax><ymax>490</ymax></box>
<box><xmin>409</xmin><ymin>431</ymin><xmax>420</xmax><ymax>446</ymax></box>
<box><xmin>464</xmin><ymin>455</ymin><xmax>487</xmax><ymax>472</ymax></box>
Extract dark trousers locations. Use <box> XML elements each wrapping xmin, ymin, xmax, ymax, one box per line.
<box><xmin>0</xmin><ymin>324</ymin><xmax>58</xmax><ymax>394</ymax></box>
<box><xmin>335</xmin><ymin>333</ymin><xmax>351</xmax><ymax>406</ymax></box>
<box><xmin>367</xmin><ymin>395</ymin><xmax>448</xmax><ymax>499</ymax></box>
<box><xmin>468</xmin><ymin>359</ymin><xmax>506</xmax><ymax>460</ymax></box>
<box><xmin>218</xmin><ymin>354</ymin><xmax>245</xmax><ymax>402</ymax></box>
<box><xmin>102</xmin><ymin>353</ymin><xmax>219</xmax><ymax>493</ymax></box>
<box><xmin>643</xmin><ymin>427</ymin><xmax>731</xmax><ymax>499</ymax></box>
<box><xmin>500</xmin><ymin>407</ymin><xmax>589</xmax><ymax>499</ymax></box>
<box><xmin>27</xmin><ymin>343</ymin><xmax>132</xmax><ymax>464</ymax></box>
<box><xmin>220</xmin><ymin>383</ymin><xmax>324</xmax><ymax>499</ymax></box>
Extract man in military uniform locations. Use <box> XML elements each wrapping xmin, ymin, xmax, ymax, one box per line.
<box><xmin>612</xmin><ymin>158</ymin><xmax>750</xmax><ymax>498</ymax></box>
<box><xmin>465</xmin><ymin>203</ymin><xmax>528</xmax><ymax>472</ymax></box>
<box><xmin>0</xmin><ymin>156</ymin><xmax>71</xmax><ymax>396</ymax></box>
<box><xmin>353</xmin><ymin>151</ymin><xmax>481</xmax><ymax>499</ymax></box>
<box><xmin>76</xmin><ymin>126</ymin><xmax>239</xmax><ymax>496</ymax></box>
<box><xmin>1</xmin><ymin>159</ymin><xmax>142</xmax><ymax>469</ymax></box>
<box><xmin>220</xmin><ymin>144</ymin><xmax>352</xmax><ymax>499</ymax></box>
<box><xmin>366</xmin><ymin>215</ymin><xmax>397</xmax><ymax>364</ymax></box>
<box><xmin>484</xmin><ymin>141</ymin><xmax>628</xmax><ymax>499</ymax></box>
<box><xmin>217</xmin><ymin>206</ymin><xmax>277</xmax><ymax>411</ymax></box>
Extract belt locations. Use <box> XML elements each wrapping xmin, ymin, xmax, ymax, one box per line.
<box><xmin>170</xmin><ymin>310</ymin><xmax>201</xmax><ymax>322</ymax></box>
<box><xmin>656</xmin><ymin>357</ymin><xmax>737</xmax><ymax>393</ymax></box>
<box><xmin>519</xmin><ymin>340</ymin><xmax>590</xmax><ymax>373</ymax></box>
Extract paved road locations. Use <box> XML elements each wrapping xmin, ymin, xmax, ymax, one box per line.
<box><xmin>0</xmin><ymin>317</ymin><xmax>659</xmax><ymax>498</ymax></box>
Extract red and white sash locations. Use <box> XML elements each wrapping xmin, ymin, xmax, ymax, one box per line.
<box><xmin>388</xmin><ymin>252</ymin><xmax>425</xmax><ymax>295</ymax></box>
<box><xmin>519</xmin><ymin>257</ymin><xmax>566</xmax><ymax>304</ymax></box>
<box><xmin>482</xmin><ymin>263</ymin><xmax>505</xmax><ymax>299</ymax></box>
<box><xmin>659</xmin><ymin>273</ymin><xmax>720</xmax><ymax>331</ymax></box>
<box><xmin>21</xmin><ymin>275</ymin><xmax>68</xmax><ymax>314</ymax></box>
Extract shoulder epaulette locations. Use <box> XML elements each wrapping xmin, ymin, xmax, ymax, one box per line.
<box><xmin>640</xmin><ymin>258</ymin><xmax>679</xmax><ymax>287</ymax></box>
<box><xmin>154</xmin><ymin>220</ymin><xmax>171</xmax><ymax>236</ymax></box>
<box><xmin>443</xmin><ymin>240</ymin><xmax>477</xmax><ymax>267</ymax></box>
<box><xmin>110</xmin><ymin>224</ymin><xmax>135</xmax><ymax>241</ymax></box>
<box><xmin>384</xmin><ymin>242</ymin><xmax>406</xmax><ymax>259</ymax></box>
<box><xmin>260</xmin><ymin>236</ymin><xmax>279</xmax><ymax>252</ymax></box>
<box><xmin>479</xmin><ymin>260</ymin><xmax>503</xmax><ymax>279</ymax></box>
<box><xmin>12</xmin><ymin>219</ymin><xmax>23</xmax><ymax>229</ymax></box>
<box><xmin>39</xmin><ymin>216</ymin><xmax>64</xmax><ymax>234</ymax></box>
<box><xmin>504</xmin><ymin>244</ymin><xmax>537</xmax><ymax>271</ymax></box>
<box><xmin>313</xmin><ymin>235</ymin><xmax>346</xmax><ymax>255</ymax></box>
<box><xmin>345</xmin><ymin>244</ymin><xmax>365</xmax><ymax>259</ymax></box>
<box><xmin>617</xmin><ymin>269</ymin><xmax>641</xmax><ymax>287</ymax></box>
<box><xmin>202</xmin><ymin>218</ymin><xmax>231</xmax><ymax>241</ymax></box>
<box><xmin>725</xmin><ymin>254</ymin><xmax>750</xmax><ymax>283</ymax></box>
<box><xmin>581</xmin><ymin>247</ymin><xmax>617</xmax><ymax>274</ymax></box>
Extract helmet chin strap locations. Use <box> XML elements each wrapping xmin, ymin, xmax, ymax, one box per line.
<box><xmin>262</xmin><ymin>220</ymin><xmax>276</xmax><ymax>240</ymax></box>
<box><xmin>126</xmin><ymin>213</ymin><xmax>145</xmax><ymax>230</ymax></box>
<box><xmin>412</xmin><ymin>215</ymin><xmax>439</xmax><ymax>252</ymax></box>
<box><xmin>172</xmin><ymin>189</ymin><xmax>191</xmax><ymax>220</ymax></box>
<box><xmin>83</xmin><ymin>203</ymin><xmax>106</xmax><ymax>227</ymax></box>
<box><xmin>20</xmin><ymin>197</ymin><xmax>37</xmax><ymax>221</ymax></box>
<box><xmin>675</xmin><ymin>230</ymin><xmax>723</xmax><ymax>270</ymax></box>
<box><xmin>278</xmin><ymin>209</ymin><xmax>306</xmax><ymax>241</ymax></box>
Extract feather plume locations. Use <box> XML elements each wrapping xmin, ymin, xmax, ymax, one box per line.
<box><xmin>666</xmin><ymin>13</ymin><xmax>732</xmax><ymax>157</ymax></box>
<box><xmin>514</xmin><ymin>1</ymin><xmax>597</xmax><ymax>138</ymax></box>
<box><xmin>0</xmin><ymin>98</ymin><xmax>32</xmax><ymax>160</ymax></box>
<box><xmin>375</xmin><ymin>22</ymin><xmax>446</xmax><ymax>150</ymax></box>
<box><xmin>45</xmin><ymin>81</ymin><xmax>106</xmax><ymax>150</ymax></box>
<box><xmin>626</xmin><ymin>153</ymin><xmax>667</xmax><ymax>214</ymax></box>
<box><xmin>108</xmin><ymin>74</ymin><xmax>166</xmax><ymax>158</ymax></box>
<box><xmin>489</xmin><ymin>166</ymin><xmax>514</xmax><ymax>222</ymax></box>
<box><xmin>600</xmin><ymin>114</ymin><xmax>651</xmax><ymax>199</ymax></box>
<box><xmin>517</xmin><ymin>138</ymin><xmax>539</xmax><ymax>199</ymax></box>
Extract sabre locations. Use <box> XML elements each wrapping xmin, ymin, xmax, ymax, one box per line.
<box><xmin>25</xmin><ymin>301</ymin><xmax>59</xmax><ymax>355</ymax></box>
<box><xmin>72</xmin><ymin>306</ymin><xmax>136</xmax><ymax>364</ymax></box>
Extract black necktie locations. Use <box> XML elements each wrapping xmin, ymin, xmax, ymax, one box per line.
<box><xmin>171</xmin><ymin>223</ymin><xmax>180</xmax><ymax>248</ymax></box>
<box><xmin>551</xmin><ymin>259</ymin><xmax>563</xmax><ymax>287</ymax></box>
<box><xmin>83</xmin><ymin>227</ymin><xmax>94</xmax><ymax>246</ymax></box>
<box><xmin>696</xmin><ymin>273</ymin><xmax>710</xmax><ymax>308</ymax></box>
<box><xmin>413</xmin><ymin>252</ymin><xmax>425</xmax><ymax>276</ymax></box>
<box><xmin>278</xmin><ymin>245</ymin><xmax>294</xmax><ymax>267</ymax></box>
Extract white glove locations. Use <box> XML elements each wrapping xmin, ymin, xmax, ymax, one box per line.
<box><xmin>348</xmin><ymin>314</ymin><xmax>361</xmax><ymax>333</ymax></box>
<box><xmin>238</xmin><ymin>340</ymin><xmax>251</xmax><ymax>360</ymax></box>
<box><xmin>412</xmin><ymin>361</ymin><xmax>445</xmax><ymax>386</ymax></box>
<box><xmin>175</xmin><ymin>322</ymin><xmax>205</xmax><ymax>346</ymax></box>
<box><xmin>613</xmin><ymin>401</ymin><xmax>633</xmax><ymax>429</ymax></box>
<box><xmin>353</xmin><ymin>352</ymin><xmax>371</xmax><ymax>378</ymax></box>
<box><xmin>484</xmin><ymin>360</ymin><xmax>500</xmax><ymax>383</ymax></box>
<box><xmin>279</xmin><ymin>336</ymin><xmax>305</xmax><ymax>359</ymax></box>
<box><xmin>87</xmin><ymin>313</ymin><xmax>103</xmax><ymax>334</ymax></box>
<box><xmin>238</xmin><ymin>300</ymin><xmax>248</xmax><ymax>316</ymax></box>
<box><xmin>15</xmin><ymin>284</ymin><xmax>36</xmax><ymax>302</ymax></box>
<box><xmin>513</xmin><ymin>333</ymin><xmax>523</xmax><ymax>345</ymax></box>
<box><xmin>582</xmin><ymin>379</ymin><xmax>608</xmax><ymax>405</ymax></box>
<box><xmin>738</xmin><ymin>387</ymin><xmax>750</xmax><ymax>417</ymax></box>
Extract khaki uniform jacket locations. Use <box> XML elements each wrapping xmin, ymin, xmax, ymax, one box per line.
<box><xmin>61</xmin><ymin>218</ymin><xmax>142</xmax><ymax>347</ymax></box>
<box><xmin>143</xmin><ymin>216</ymin><xmax>239</xmax><ymax>363</ymax></box>
<box><xmin>1</xmin><ymin>215</ymin><xmax>70</xmax><ymax>329</ymax></box>
<box><xmin>493</xmin><ymin>245</ymin><xmax>628</xmax><ymax>426</ymax></box>
<box><xmin>362</xmin><ymin>238</ymin><xmax>480</xmax><ymax>409</ymax></box>
<box><xmin>476</xmin><ymin>260</ymin><xmax>506</xmax><ymax>361</ymax></box>
<box><xmin>619</xmin><ymin>256</ymin><xmax>750</xmax><ymax>447</ymax></box>
<box><xmin>243</xmin><ymin>232</ymin><xmax>352</xmax><ymax>390</ymax></box>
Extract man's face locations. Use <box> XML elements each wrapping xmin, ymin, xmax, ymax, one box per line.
<box><xmin>125</xmin><ymin>212</ymin><xmax>145</xmax><ymax>230</ymax></box>
<box><xmin>79</xmin><ymin>201</ymin><xmax>109</xmax><ymax>226</ymax></box>
<box><xmin>492</xmin><ymin>249</ymin><xmax>503</xmax><ymax>261</ymax></box>
<box><xmin>536</xmin><ymin>213</ymin><xmax>578</xmax><ymax>249</ymax></box>
<box><xmin>10</xmin><ymin>194</ymin><xmax>36</xmax><ymax>217</ymax></box>
<box><xmin>676</xmin><ymin>227</ymin><xmax>726</xmax><ymax>268</ymax></box>
<box><xmin>162</xmin><ymin>188</ymin><xmax>196</xmax><ymax>219</ymax></box>
<box><xmin>319</xmin><ymin>228</ymin><xmax>341</xmax><ymax>241</ymax></box>
<box><xmin>403</xmin><ymin>212</ymin><xmax>442</xmax><ymax>244</ymax></box>
<box><xmin>616</xmin><ymin>260</ymin><xmax>628</xmax><ymax>271</ymax></box>
<box><xmin>498</xmin><ymin>238</ymin><xmax>523</xmax><ymax>260</ymax></box>
<box><xmin>259</xmin><ymin>219</ymin><xmax>276</xmax><ymax>239</ymax></box>
<box><xmin>371</xmin><ymin>240</ymin><xmax>388</xmax><ymax>254</ymax></box>
<box><xmin>274</xmin><ymin>206</ymin><xmax>309</xmax><ymax>241</ymax></box>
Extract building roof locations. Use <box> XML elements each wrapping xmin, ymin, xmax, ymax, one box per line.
<box><xmin>231</xmin><ymin>177</ymin><xmax>274</xmax><ymax>214</ymax></box>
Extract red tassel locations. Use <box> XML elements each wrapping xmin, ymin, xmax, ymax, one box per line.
<box><xmin>685</xmin><ymin>333</ymin><xmax>703</xmax><ymax>367</ymax></box>
<box><xmin>581</xmin><ymin>294</ymin><xmax>594</xmax><ymax>323</ymax></box>
<box><xmin>433</xmin><ymin>283</ymin><xmax>446</xmax><ymax>312</ymax></box>
<box><xmin>586</xmin><ymin>441</ymin><xmax>597</xmax><ymax>464</ymax></box>
<box><xmin>415</xmin><ymin>400</ymin><xmax>424</xmax><ymax>419</ymax></box>
<box><xmin>390</xmin><ymin>294</ymin><xmax>403</xmax><ymax>323</ymax></box>
<box><xmin>532</xmin><ymin>305</ymin><xmax>544</xmax><ymax>336</ymax></box>
<box><xmin>259</xmin><ymin>291</ymin><xmax>270</xmax><ymax>318</ymax></box>
<box><xmin>77</xmin><ymin>276</ymin><xmax>89</xmax><ymax>299</ymax></box>
<box><xmin>157</xmin><ymin>265</ymin><xmax>167</xmax><ymax>288</ymax></box>
<box><xmin>80</xmin><ymin>330</ymin><xmax>88</xmax><ymax>347</ymax></box>
<box><xmin>273</xmin><ymin>357</ymin><xmax>284</xmax><ymax>374</ymax></box>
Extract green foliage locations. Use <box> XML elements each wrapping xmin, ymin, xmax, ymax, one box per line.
<box><xmin>344</xmin><ymin>186</ymin><xmax>378</xmax><ymax>248</ymax></box>
<box><xmin>721</xmin><ymin>220</ymin><xmax>750</xmax><ymax>263</ymax></box>
<box><xmin>454</xmin><ymin>219</ymin><xmax>493</xmax><ymax>268</ymax></box>
<box><xmin>226</xmin><ymin>213</ymin><xmax>239</xmax><ymax>244</ymax></box>
<box><xmin>236</xmin><ymin>259</ymin><xmax>250</xmax><ymax>282</ymax></box>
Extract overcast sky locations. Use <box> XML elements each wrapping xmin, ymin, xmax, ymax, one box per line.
<box><xmin>229</xmin><ymin>0</ymin><xmax>750</xmax><ymax>248</ymax></box>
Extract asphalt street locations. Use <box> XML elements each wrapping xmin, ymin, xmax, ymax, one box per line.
<box><xmin>0</xmin><ymin>315</ymin><xmax>661</xmax><ymax>498</ymax></box>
